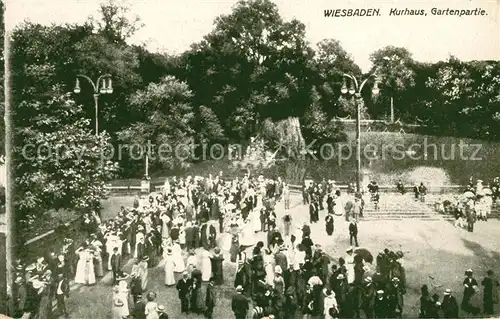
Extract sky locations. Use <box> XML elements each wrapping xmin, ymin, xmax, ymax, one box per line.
<box><xmin>5</xmin><ymin>0</ymin><xmax>500</xmax><ymax>72</ymax></box>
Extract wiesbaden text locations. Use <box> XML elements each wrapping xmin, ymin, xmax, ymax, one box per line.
<box><xmin>324</xmin><ymin>9</ymin><xmax>381</xmax><ymax>17</ymax></box>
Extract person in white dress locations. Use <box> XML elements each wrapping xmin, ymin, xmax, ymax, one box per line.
<box><xmin>252</xmin><ymin>208</ymin><xmax>261</xmax><ymax>233</ymax></box>
<box><xmin>345</xmin><ymin>247</ymin><xmax>355</xmax><ymax>284</ymax></box>
<box><xmin>74</xmin><ymin>246</ymin><xmax>96</xmax><ymax>285</ymax></box>
<box><xmin>118</xmin><ymin>280</ymin><xmax>130</xmax><ymax>318</ymax></box>
<box><xmin>333</xmin><ymin>194</ymin><xmax>344</xmax><ymax>216</ymax></box>
<box><xmin>263</xmin><ymin>249</ymin><xmax>275</xmax><ymax>286</ymax></box>
<box><xmin>172</xmin><ymin>241</ymin><xmax>186</xmax><ymax>273</ymax></box>
<box><xmin>164</xmin><ymin>248</ymin><xmax>176</xmax><ymax>286</ymax></box>
<box><xmin>323</xmin><ymin>288</ymin><xmax>338</xmax><ymax>319</ymax></box>
<box><xmin>201</xmin><ymin>249</ymin><xmax>212</xmax><ymax>282</ymax></box>
<box><xmin>160</xmin><ymin>213</ymin><xmax>171</xmax><ymax>239</ymax></box>
<box><xmin>295</xmin><ymin>245</ymin><xmax>306</xmax><ymax>266</ymax></box>
<box><xmin>240</xmin><ymin>219</ymin><xmax>254</xmax><ymax>247</ymax></box>
<box><xmin>186</xmin><ymin>250</ymin><xmax>198</xmax><ymax>275</ymax></box>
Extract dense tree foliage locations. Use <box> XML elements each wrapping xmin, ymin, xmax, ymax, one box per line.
<box><xmin>8</xmin><ymin>0</ymin><xmax>500</xmax><ymax>232</ymax></box>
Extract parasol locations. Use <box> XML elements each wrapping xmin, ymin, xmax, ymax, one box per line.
<box><xmin>354</xmin><ymin>247</ymin><xmax>374</xmax><ymax>264</ymax></box>
<box><xmin>463</xmin><ymin>191</ymin><xmax>475</xmax><ymax>198</ymax></box>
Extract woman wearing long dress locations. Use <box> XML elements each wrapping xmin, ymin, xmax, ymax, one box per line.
<box><xmin>145</xmin><ymin>292</ymin><xmax>159</xmax><ymax>319</ymax></box>
<box><xmin>160</xmin><ymin>213</ymin><xmax>171</xmax><ymax>239</ymax></box>
<box><xmin>201</xmin><ymin>249</ymin><xmax>212</xmax><ymax>282</ymax></box>
<box><xmin>111</xmin><ymin>286</ymin><xmax>127</xmax><ymax>319</ymax></box>
<box><xmin>240</xmin><ymin>220</ymin><xmax>254</xmax><ymax>247</ymax></box>
<box><xmin>172</xmin><ymin>241</ymin><xmax>186</xmax><ymax>273</ymax></box>
<box><xmin>186</xmin><ymin>250</ymin><xmax>197</xmax><ymax>276</ymax></box>
<box><xmin>345</xmin><ymin>249</ymin><xmax>355</xmax><ymax>284</ymax></box>
<box><xmin>164</xmin><ymin>248</ymin><xmax>176</xmax><ymax>286</ymax></box>
<box><xmin>91</xmin><ymin>238</ymin><xmax>104</xmax><ymax>278</ymax></box>
<box><xmin>118</xmin><ymin>280</ymin><xmax>131</xmax><ymax>318</ymax></box>
<box><xmin>335</xmin><ymin>194</ymin><xmax>344</xmax><ymax>217</ymax></box>
<box><xmin>179</xmin><ymin>226</ymin><xmax>186</xmax><ymax>249</ymax></box>
<box><xmin>264</xmin><ymin>249</ymin><xmax>275</xmax><ymax>286</ymax></box>
<box><xmin>36</xmin><ymin>274</ymin><xmax>53</xmax><ymax>319</ymax></box>
<box><xmin>74</xmin><ymin>247</ymin><xmax>96</xmax><ymax>285</ymax></box>
<box><xmin>252</xmin><ymin>208</ymin><xmax>261</xmax><ymax>233</ymax></box>
<box><xmin>138</xmin><ymin>257</ymin><xmax>149</xmax><ymax>291</ymax></box>
<box><xmin>229</xmin><ymin>235</ymin><xmax>240</xmax><ymax>263</ymax></box>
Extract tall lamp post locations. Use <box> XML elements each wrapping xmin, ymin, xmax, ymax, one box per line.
<box><xmin>382</xmin><ymin>55</ymin><xmax>401</xmax><ymax>123</ymax></box>
<box><xmin>341</xmin><ymin>73</ymin><xmax>380</xmax><ymax>193</ymax></box>
<box><xmin>73</xmin><ymin>74</ymin><xmax>113</xmax><ymax>136</ymax></box>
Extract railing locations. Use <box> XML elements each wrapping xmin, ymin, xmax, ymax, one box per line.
<box><xmin>104</xmin><ymin>183</ymin><xmax>465</xmax><ymax>196</ymax></box>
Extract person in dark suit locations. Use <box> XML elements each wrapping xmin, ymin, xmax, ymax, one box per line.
<box><xmin>462</xmin><ymin>269</ymin><xmax>480</xmax><ymax>315</ymax></box>
<box><xmin>185</xmin><ymin>222</ymin><xmax>195</xmax><ymax>251</ymax></box>
<box><xmin>267</xmin><ymin>225</ymin><xmax>278</xmax><ymax>248</ymax></box>
<box><xmin>231</xmin><ymin>286</ymin><xmax>249</xmax><ymax>319</ymax></box>
<box><xmin>211</xmin><ymin>248</ymin><xmax>224</xmax><ymax>285</ymax></box>
<box><xmin>349</xmin><ymin>219</ymin><xmax>359</xmax><ymax>247</ymax></box>
<box><xmin>204</xmin><ymin>277</ymin><xmax>216</xmax><ymax>318</ymax></box>
<box><xmin>482</xmin><ymin>270</ymin><xmax>499</xmax><ymax>315</ymax></box>
<box><xmin>442</xmin><ymin>288</ymin><xmax>459</xmax><ymax>318</ymax></box>
<box><xmin>374</xmin><ymin>290</ymin><xmax>389</xmax><ymax>319</ymax></box>
<box><xmin>325</xmin><ymin>214</ymin><xmax>334</xmax><ymax>236</ymax></box>
<box><xmin>55</xmin><ymin>273</ymin><xmax>70</xmax><ymax>318</ymax></box>
<box><xmin>130</xmin><ymin>272</ymin><xmax>143</xmax><ymax>304</ymax></box>
<box><xmin>301</xmin><ymin>223</ymin><xmax>311</xmax><ymax>238</ymax></box>
<box><xmin>234</xmin><ymin>257</ymin><xmax>252</xmax><ymax>298</ymax></box>
<box><xmin>157</xmin><ymin>304</ymin><xmax>169</xmax><ymax>319</ymax></box>
<box><xmin>110</xmin><ymin>247</ymin><xmax>121</xmax><ymax>285</ymax></box>
<box><xmin>208</xmin><ymin>224</ymin><xmax>217</xmax><ymax>249</ymax></box>
<box><xmin>132</xmin><ymin>295</ymin><xmax>146</xmax><ymax>319</ymax></box>
<box><xmin>176</xmin><ymin>271</ymin><xmax>193</xmax><ymax>314</ymax></box>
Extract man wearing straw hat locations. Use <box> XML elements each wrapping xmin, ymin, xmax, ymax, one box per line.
<box><xmin>441</xmin><ymin>288</ymin><xmax>459</xmax><ymax>318</ymax></box>
<box><xmin>176</xmin><ymin>271</ymin><xmax>193</xmax><ymax>314</ymax></box>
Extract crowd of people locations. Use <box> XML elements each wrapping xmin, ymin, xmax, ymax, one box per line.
<box><xmin>9</xmin><ymin>173</ymin><xmax>500</xmax><ymax>319</ymax></box>
<box><xmin>435</xmin><ymin>177</ymin><xmax>497</xmax><ymax>232</ymax></box>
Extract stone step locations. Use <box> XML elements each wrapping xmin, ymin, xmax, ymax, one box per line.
<box><xmin>361</xmin><ymin>217</ymin><xmax>442</xmax><ymax>221</ymax></box>
<box><xmin>363</xmin><ymin>211</ymin><xmax>439</xmax><ymax>216</ymax></box>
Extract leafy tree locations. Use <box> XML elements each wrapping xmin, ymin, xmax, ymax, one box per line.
<box><xmin>90</xmin><ymin>0</ymin><xmax>144</xmax><ymax>44</ymax></box>
<box><xmin>116</xmin><ymin>76</ymin><xmax>196</xmax><ymax>173</ymax></box>
<box><xmin>313</xmin><ymin>39</ymin><xmax>362</xmax><ymax>117</ymax></box>
<box><xmin>424</xmin><ymin>58</ymin><xmax>500</xmax><ymax>138</ymax></box>
<box><xmin>182</xmin><ymin>0</ymin><xmax>315</xmax><ymax>142</ymax></box>
<box><xmin>15</xmin><ymin>89</ymin><xmax>118</xmax><ymax>238</ymax></box>
<box><xmin>368</xmin><ymin>46</ymin><xmax>416</xmax><ymax>119</ymax></box>
<box><xmin>301</xmin><ymin>87</ymin><xmax>347</xmax><ymax>153</ymax></box>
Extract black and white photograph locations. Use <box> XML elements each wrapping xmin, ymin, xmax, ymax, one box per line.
<box><xmin>1</xmin><ymin>0</ymin><xmax>500</xmax><ymax>318</ymax></box>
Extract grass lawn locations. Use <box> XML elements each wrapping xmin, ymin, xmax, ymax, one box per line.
<box><xmin>64</xmin><ymin>193</ymin><xmax>500</xmax><ymax>319</ymax></box>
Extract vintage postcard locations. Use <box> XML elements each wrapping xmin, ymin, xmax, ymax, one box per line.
<box><xmin>1</xmin><ymin>0</ymin><xmax>499</xmax><ymax>318</ymax></box>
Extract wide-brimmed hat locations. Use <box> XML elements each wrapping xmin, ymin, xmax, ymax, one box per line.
<box><xmin>157</xmin><ymin>305</ymin><xmax>165</xmax><ymax>312</ymax></box>
<box><xmin>346</xmin><ymin>247</ymin><xmax>353</xmax><ymax>253</ymax></box>
<box><xmin>114</xmin><ymin>298</ymin><xmax>124</xmax><ymax>307</ymax></box>
<box><xmin>214</xmin><ymin>247</ymin><xmax>221</xmax><ymax>255</ymax></box>
<box><xmin>364</xmin><ymin>276</ymin><xmax>372</xmax><ymax>283</ymax></box>
<box><xmin>142</xmin><ymin>256</ymin><xmax>149</xmax><ymax>262</ymax></box>
<box><xmin>444</xmin><ymin>288</ymin><xmax>451</xmax><ymax>295</ymax></box>
<box><xmin>166</xmin><ymin>248</ymin><xmax>173</xmax><ymax>255</ymax></box>
<box><xmin>337</xmin><ymin>274</ymin><xmax>344</xmax><ymax>280</ymax></box>
<box><xmin>377</xmin><ymin>290</ymin><xmax>384</xmax><ymax>295</ymax></box>
<box><xmin>236</xmin><ymin>285</ymin><xmax>244</xmax><ymax>292</ymax></box>
<box><xmin>274</xmin><ymin>265</ymin><xmax>282</xmax><ymax>275</ymax></box>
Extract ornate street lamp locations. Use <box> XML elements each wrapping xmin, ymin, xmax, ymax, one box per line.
<box><xmin>73</xmin><ymin>74</ymin><xmax>113</xmax><ymax>135</ymax></box>
<box><xmin>341</xmin><ymin>73</ymin><xmax>380</xmax><ymax>192</ymax></box>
